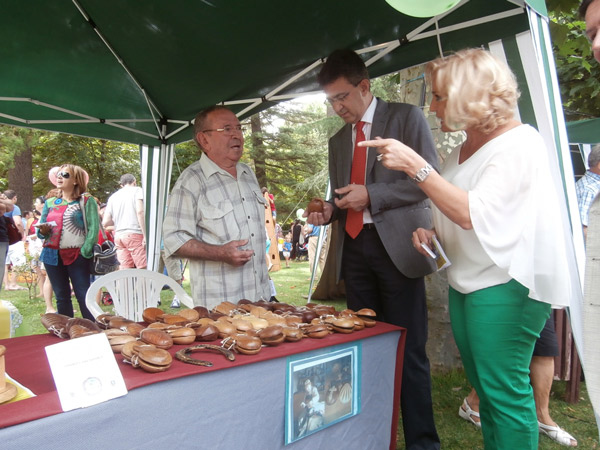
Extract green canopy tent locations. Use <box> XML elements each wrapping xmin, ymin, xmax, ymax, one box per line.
<box><xmin>566</xmin><ymin>118</ymin><xmax>600</xmax><ymax>180</ymax></box>
<box><xmin>1</xmin><ymin>0</ymin><xmax>571</xmax><ymax>270</ymax></box>
<box><xmin>568</xmin><ymin>118</ymin><xmax>600</xmax><ymax>144</ymax></box>
<box><xmin>1</xmin><ymin>0</ymin><xmax>545</xmax><ymax>145</ymax></box>
<box><xmin>2</xmin><ymin>0</ymin><xmax>597</xmax><ymax>434</ymax></box>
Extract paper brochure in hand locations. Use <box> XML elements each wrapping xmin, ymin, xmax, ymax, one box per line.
<box><xmin>34</xmin><ymin>221</ymin><xmax>57</xmax><ymax>227</ymax></box>
<box><xmin>420</xmin><ymin>235</ymin><xmax>451</xmax><ymax>271</ymax></box>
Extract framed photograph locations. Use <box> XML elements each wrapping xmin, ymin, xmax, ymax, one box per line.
<box><xmin>284</xmin><ymin>343</ymin><xmax>361</xmax><ymax>444</ymax></box>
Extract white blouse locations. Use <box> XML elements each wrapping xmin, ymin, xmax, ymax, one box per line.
<box><xmin>433</xmin><ymin>125</ymin><xmax>571</xmax><ymax>307</ymax></box>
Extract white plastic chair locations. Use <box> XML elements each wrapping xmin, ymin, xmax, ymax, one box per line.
<box><xmin>85</xmin><ymin>269</ymin><xmax>194</xmax><ymax>322</ymax></box>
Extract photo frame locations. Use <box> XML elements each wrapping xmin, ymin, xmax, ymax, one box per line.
<box><xmin>284</xmin><ymin>343</ymin><xmax>361</xmax><ymax>444</ymax></box>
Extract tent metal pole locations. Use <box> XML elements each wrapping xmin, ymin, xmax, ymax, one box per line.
<box><xmin>263</xmin><ymin>59</ymin><xmax>324</xmax><ymax>100</ymax></box>
<box><xmin>363</xmin><ymin>0</ymin><xmax>465</xmax><ymax>67</ymax></box>
<box><xmin>412</xmin><ymin>8</ymin><xmax>525</xmax><ymax>42</ymax></box>
<box><xmin>307</xmin><ymin>181</ymin><xmax>332</xmax><ymax>302</ymax></box>
<box><xmin>71</xmin><ymin>0</ymin><xmax>164</xmax><ymax>133</ymax></box>
<box><xmin>0</xmin><ymin>97</ymin><xmax>162</xmax><ymax>139</ymax></box>
<box><xmin>141</xmin><ymin>127</ymin><xmax>175</xmax><ymax>273</ymax></box>
<box><xmin>104</xmin><ymin>121</ymin><xmax>158</xmax><ymax>139</ymax></box>
<box><xmin>165</xmin><ymin>122</ymin><xmax>192</xmax><ymax>141</ymax></box>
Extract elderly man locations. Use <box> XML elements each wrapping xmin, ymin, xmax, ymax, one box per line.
<box><xmin>576</xmin><ymin>144</ymin><xmax>600</xmax><ymax>238</ymax></box>
<box><xmin>162</xmin><ymin>106</ymin><xmax>270</xmax><ymax>308</ymax></box>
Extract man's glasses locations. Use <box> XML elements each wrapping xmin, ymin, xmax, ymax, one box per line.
<box><xmin>202</xmin><ymin>125</ymin><xmax>246</xmax><ymax>136</ymax></box>
<box><xmin>57</xmin><ymin>171</ymin><xmax>71</xmax><ymax>179</ymax></box>
<box><xmin>325</xmin><ymin>92</ymin><xmax>350</xmax><ymax>106</ymax></box>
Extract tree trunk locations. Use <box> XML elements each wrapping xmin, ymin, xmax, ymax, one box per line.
<box><xmin>425</xmin><ymin>272</ymin><xmax>462</xmax><ymax>370</ymax></box>
<box><xmin>9</xmin><ymin>141</ymin><xmax>33</xmax><ymax>214</ymax></box>
<box><xmin>250</xmin><ymin>114</ymin><xmax>267</xmax><ymax>187</ymax></box>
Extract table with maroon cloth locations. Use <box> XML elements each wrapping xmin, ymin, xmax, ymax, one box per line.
<box><xmin>0</xmin><ymin>323</ymin><xmax>405</xmax><ymax>450</ymax></box>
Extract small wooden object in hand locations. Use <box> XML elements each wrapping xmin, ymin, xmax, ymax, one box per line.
<box><xmin>306</xmin><ymin>197</ymin><xmax>325</xmax><ymax>214</ymax></box>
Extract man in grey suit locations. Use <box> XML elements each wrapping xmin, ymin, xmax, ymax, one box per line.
<box><xmin>307</xmin><ymin>49</ymin><xmax>440</xmax><ymax>449</ymax></box>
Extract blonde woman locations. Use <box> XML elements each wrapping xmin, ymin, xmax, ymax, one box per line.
<box><xmin>360</xmin><ymin>49</ymin><xmax>574</xmax><ymax>449</ymax></box>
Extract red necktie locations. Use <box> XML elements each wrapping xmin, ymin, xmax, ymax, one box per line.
<box><xmin>345</xmin><ymin>121</ymin><xmax>366</xmax><ymax>239</ymax></box>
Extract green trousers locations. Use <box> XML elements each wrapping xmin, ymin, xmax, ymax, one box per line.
<box><xmin>449</xmin><ymin>279</ymin><xmax>551</xmax><ymax>449</ymax></box>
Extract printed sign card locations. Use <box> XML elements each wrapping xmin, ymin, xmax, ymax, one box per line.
<box><xmin>45</xmin><ymin>333</ymin><xmax>127</xmax><ymax>411</ymax></box>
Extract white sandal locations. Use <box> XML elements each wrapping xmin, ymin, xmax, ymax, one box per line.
<box><xmin>458</xmin><ymin>398</ymin><xmax>481</xmax><ymax>428</ymax></box>
<box><xmin>538</xmin><ymin>421</ymin><xmax>577</xmax><ymax>447</ymax></box>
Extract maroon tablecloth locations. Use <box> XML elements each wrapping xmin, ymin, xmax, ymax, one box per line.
<box><xmin>0</xmin><ymin>322</ymin><xmax>405</xmax><ymax>448</ymax></box>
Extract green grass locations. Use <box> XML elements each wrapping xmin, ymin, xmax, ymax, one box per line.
<box><xmin>2</xmin><ymin>262</ymin><xmax>598</xmax><ymax>448</ymax></box>
<box><xmin>422</xmin><ymin>368</ymin><xmax>598</xmax><ymax>450</ymax></box>
<box><xmin>270</xmin><ymin>259</ymin><xmax>346</xmax><ymax>309</ymax></box>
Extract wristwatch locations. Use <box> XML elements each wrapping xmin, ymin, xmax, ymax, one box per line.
<box><xmin>413</xmin><ymin>163</ymin><xmax>434</xmax><ymax>183</ymax></box>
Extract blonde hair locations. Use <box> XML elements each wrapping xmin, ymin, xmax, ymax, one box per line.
<box><xmin>425</xmin><ymin>48</ymin><xmax>520</xmax><ymax>134</ymax></box>
<box><xmin>59</xmin><ymin>164</ymin><xmax>89</xmax><ymax>198</ymax></box>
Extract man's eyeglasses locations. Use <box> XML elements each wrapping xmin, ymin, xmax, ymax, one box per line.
<box><xmin>57</xmin><ymin>171</ymin><xmax>71</xmax><ymax>179</ymax></box>
<box><xmin>202</xmin><ymin>125</ymin><xmax>246</xmax><ymax>136</ymax></box>
<box><xmin>325</xmin><ymin>92</ymin><xmax>350</xmax><ymax>106</ymax></box>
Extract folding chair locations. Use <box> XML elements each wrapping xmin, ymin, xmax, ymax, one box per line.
<box><xmin>85</xmin><ymin>269</ymin><xmax>194</xmax><ymax>322</ymax></box>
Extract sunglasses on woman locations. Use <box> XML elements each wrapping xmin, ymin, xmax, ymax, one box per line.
<box><xmin>57</xmin><ymin>171</ymin><xmax>71</xmax><ymax>179</ymax></box>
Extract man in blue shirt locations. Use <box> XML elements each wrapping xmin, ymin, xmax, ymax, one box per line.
<box><xmin>304</xmin><ymin>223</ymin><xmax>326</xmax><ymax>276</ymax></box>
<box><xmin>576</xmin><ymin>144</ymin><xmax>600</xmax><ymax>238</ymax></box>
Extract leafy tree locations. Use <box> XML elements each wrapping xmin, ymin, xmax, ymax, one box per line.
<box><xmin>170</xmin><ymin>139</ymin><xmax>200</xmax><ymax>191</ymax></box>
<box><xmin>33</xmin><ymin>133</ymin><xmax>140</xmax><ymax>203</ymax></box>
<box><xmin>0</xmin><ymin>125</ymin><xmax>142</xmax><ymax>213</ymax></box>
<box><xmin>548</xmin><ymin>0</ymin><xmax>600</xmax><ymax>121</ymax></box>
<box><xmin>0</xmin><ymin>126</ymin><xmax>46</xmax><ymax>211</ymax></box>
<box><xmin>242</xmin><ymin>101</ymin><xmax>341</xmax><ymax>229</ymax></box>
<box><xmin>372</xmin><ymin>71</ymin><xmax>427</xmax><ymax>106</ymax></box>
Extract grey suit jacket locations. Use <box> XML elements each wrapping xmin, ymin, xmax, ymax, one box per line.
<box><xmin>328</xmin><ymin>98</ymin><xmax>439</xmax><ymax>280</ymax></box>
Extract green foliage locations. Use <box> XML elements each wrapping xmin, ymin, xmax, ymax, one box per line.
<box><xmin>0</xmin><ymin>125</ymin><xmax>142</xmax><ymax>203</ymax></box>
<box><xmin>242</xmin><ymin>100</ymin><xmax>342</xmax><ymax>229</ymax></box>
<box><xmin>0</xmin><ymin>99</ymin><xmax>337</xmax><ymax>231</ymax></box>
<box><xmin>548</xmin><ymin>0</ymin><xmax>600</xmax><ymax>121</ymax></box>
<box><xmin>11</xmin><ymin>253</ymin><xmax>38</xmax><ymax>301</ymax></box>
<box><xmin>0</xmin><ymin>125</ymin><xmax>44</xmax><ymax>192</ymax></box>
<box><xmin>170</xmin><ymin>140</ymin><xmax>199</xmax><ymax>191</ymax></box>
<box><xmin>33</xmin><ymin>133</ymin><xmax>140</xmax><ymax>202</ymax></box>
<box><xmin>372</xmin><ymin>71</ymin><xmax>426</xmax><ymax>105</ymax></box>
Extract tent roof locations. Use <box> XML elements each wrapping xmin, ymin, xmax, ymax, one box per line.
<box><xmin>1</xmin><ymin>0</ymin><xmax>535</xmax><ymax>145</ymax></box>
<box><xmin>567</xmin><ymin>118</ymin><xmax>600</xmax><ymax>144</ymax></box>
